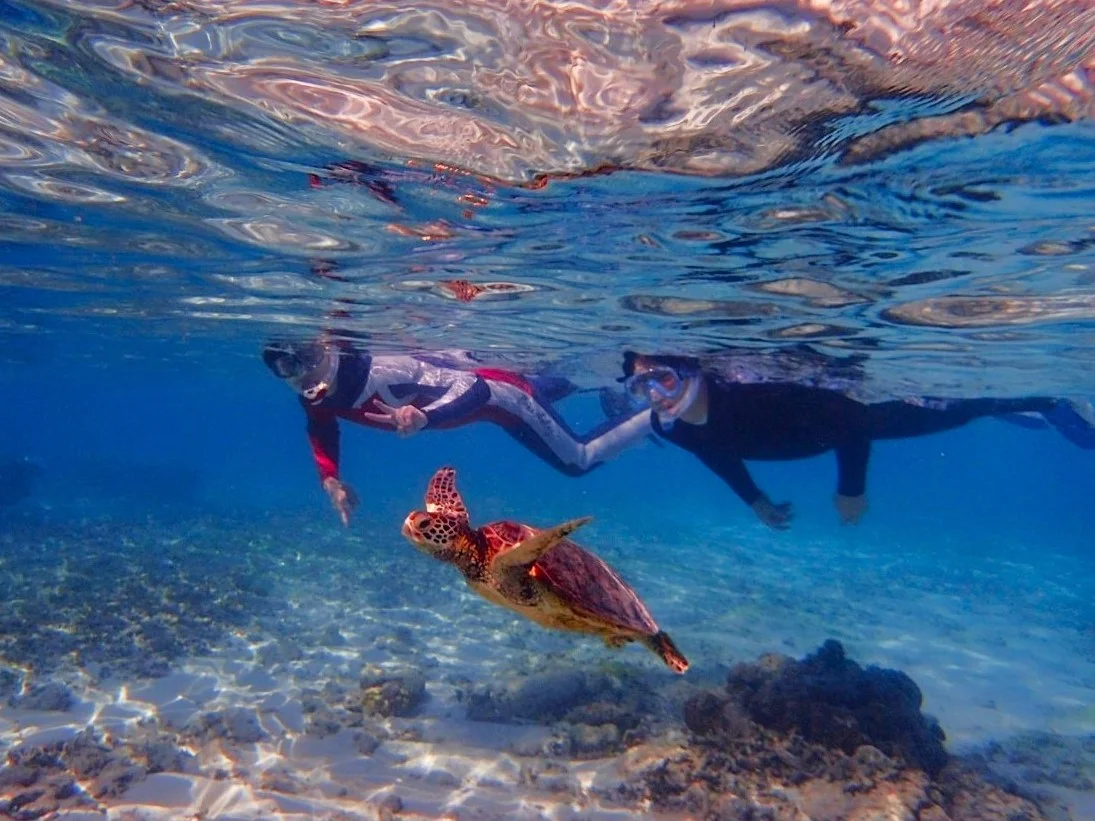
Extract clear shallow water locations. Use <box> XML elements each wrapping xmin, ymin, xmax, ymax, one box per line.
<box><xmin>2</xmin><ymin>2</ymin><xmax>1095</xmax><ymax>819</ymax></box>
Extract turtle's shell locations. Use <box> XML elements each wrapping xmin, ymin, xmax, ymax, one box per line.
<box><xmin>481</xmin><ymin>520</ymin><xmax>660</xmax><ymax>636</ymax></box>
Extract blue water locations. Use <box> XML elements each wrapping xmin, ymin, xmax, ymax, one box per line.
<box><xmin>2</xmin><ymin>1</ymin><xmax>1095</xmax><ymax>817</ymax></box>
<box><xmin>4</xmin><ymin>364</ymin><xmax>1094</xmax><ymax>547</ymax></box>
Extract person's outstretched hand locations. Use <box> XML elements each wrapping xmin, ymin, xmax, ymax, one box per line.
<box><xmin>834</xmin><ymin>493</ymin><xmax>868</xmax><ymax>525</ymax></box>
<box><xmin>323</xmin><ymin>477</ymin><xmax>359</xmax><ymax>527</ymax></box>
<box><xmin>362</xmin><ymin>400</ymin><xmax>428</xmax><ymax>436</ymax></box>
<box><xmin>751</xmin><ymin>495</ymin><xmax>793</xmax><ymax>530</ymax></box>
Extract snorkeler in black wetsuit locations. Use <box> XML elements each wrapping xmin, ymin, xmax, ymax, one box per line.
<box><xmin>620</xmin><ymin>351</ymin><xmax>1095</xmax><ymax>530</ymax></box>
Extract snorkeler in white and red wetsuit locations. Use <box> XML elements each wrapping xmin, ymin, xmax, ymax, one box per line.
<box><xmin>263</xmin><ymin>339</ymin><xmax>651</xmax><ymax>526</ymax></box>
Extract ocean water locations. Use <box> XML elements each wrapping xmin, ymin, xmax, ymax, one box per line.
<box><xmin>2</xmin><ymin>1</ymin><xmax>1095</xmax><ymax>819</ymax></box>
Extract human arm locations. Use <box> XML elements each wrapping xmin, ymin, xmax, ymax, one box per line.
<box><xmin>834</xmin><ymin>436</ymin><xmax>870</xmax><ymax>525</ymax></box>
<box><xmin>693</xmin><ymin>448</ymin><xmax>793</xmax><ymax>530</ymax></box>
<box><xmin>306</xmin><ymin>406</ymin><xmax>358</xmax><ymax>526</ymax></box>
<box><xmin>415</xmin><ymin>370</ymin><xmax>491</xmax><ymax>425</ymax></box>
<box><xmin>306</xmin><ymin>407</ymin><xmax>340</xmax><ymax>482</ymax></box>
<box><xmin>360</xmin><ymin>358</ymin><xmax>491</xmax><ymax>434</ymax></box>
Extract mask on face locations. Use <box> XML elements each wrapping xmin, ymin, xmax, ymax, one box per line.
<box><xmin>264</xmin><ymin>342</ymin><xmax>339</xmax><ymax>402</ymax></box>
<box><xmin>623</xmin><ymin>363</ymin><xmax>700</xmax><ymax>428</ymax></box>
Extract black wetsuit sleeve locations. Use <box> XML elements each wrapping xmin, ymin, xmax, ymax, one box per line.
<box><xmin>691</xmin><ymin>448</ymin><xmax>765</xmax><ymax>508</ymax></box>
<box><xmin>835</xmin><ymin>437</ymin><xmax>870</xmax><ymax>497</ymax></box>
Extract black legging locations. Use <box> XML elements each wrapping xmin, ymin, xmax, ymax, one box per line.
<box><xmin>868</xmin><ymin>397</ymin><xmax>1058</xmax><ymax>440</ymax></box>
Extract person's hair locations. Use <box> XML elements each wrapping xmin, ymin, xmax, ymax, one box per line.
<box><xmin>621</xmin><ymin>350</ymin><xmax>702</xmax><ymax>380</ymax></box>
<box><xmin>261</xmin><ymin>340</ymin><xmax>299</xmax><ymax>377</ymax></box>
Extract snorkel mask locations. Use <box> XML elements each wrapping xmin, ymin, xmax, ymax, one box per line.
<box><xmin>264</xmin><ymin>341</ymin><xmax>339</xmax><ymax>403</ymax></box>
<box><xmin>623</xmin><ymin>363</ymin><xmax>701</xmax><ymax>428</ymax></box>
<box><xmin>624</xmin><ymin>365</ymin><xmax>686</xmax><ymax>405</ymax></box>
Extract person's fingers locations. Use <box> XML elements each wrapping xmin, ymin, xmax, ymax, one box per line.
<box><xmin>361</xmin><ymin>412</ymin><xmax>397</xmax><ymax>425</ymax></box>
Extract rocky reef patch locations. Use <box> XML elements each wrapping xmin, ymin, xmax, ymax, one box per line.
<box><xmin>598</xmin><ymin>639</ymin><xmax>1059</xmax><ymax>820</ymax></box>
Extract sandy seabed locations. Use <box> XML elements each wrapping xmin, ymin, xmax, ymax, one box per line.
<box><xmin>1</xmin><ymin>510</ymin><xmax>1093</xmax><ymax>820</ymax></box>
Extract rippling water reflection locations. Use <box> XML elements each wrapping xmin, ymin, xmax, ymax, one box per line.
<box><xmin>1</xmin><ymin>0</ymin><xmax>1094</xmax><ymax>395</ymax></box>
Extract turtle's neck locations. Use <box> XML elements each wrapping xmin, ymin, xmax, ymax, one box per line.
<box><xmin>450</xmin><ymin>528</ymin><xmax>489</xmax><ymax>581</ymax></box>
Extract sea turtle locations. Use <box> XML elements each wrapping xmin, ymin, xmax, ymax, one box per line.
<box><xmin>401</xmin><ymin>467</ymin><xmax>688</xmax><ymax>673</ymax></box>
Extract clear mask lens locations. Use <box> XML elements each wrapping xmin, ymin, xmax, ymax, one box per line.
<box><xmin>272</xmin><ymin>343</ymin><xmax>327</xmax><ymax>380</ymax></box>
<box><xmin>624</xmin><ymin>365</ymin><xmax>684</xmax><ymax>405</ymax></box>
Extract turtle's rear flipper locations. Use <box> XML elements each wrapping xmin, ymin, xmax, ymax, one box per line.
<box><xmin>493</xmin><ymin>516</ymin><xmax>592</xmax><ymax>571</ymax></box>
<box><xmin>644</xmin><ymin>631</ymin><xmax>689</xmax><ymax>674</ymax></box>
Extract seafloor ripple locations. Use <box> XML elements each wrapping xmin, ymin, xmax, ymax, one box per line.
<box><xmin>1</xmin><ymin>510</ymin><xmax>1093</xmax><ymax>740</ymax></box>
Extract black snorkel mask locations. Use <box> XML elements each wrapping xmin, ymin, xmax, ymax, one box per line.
<box><xmin>263</xmin><ymin>341</ymin><xmax>339</xmax><ymax>402</ymax></box>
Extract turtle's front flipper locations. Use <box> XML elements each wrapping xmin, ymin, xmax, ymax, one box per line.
<box><xmin>426</xmin><ymin>466</ymin><xmax>469</xmax><ymax>523</ymax></box>
<box><xmin>492</xmin><ymin>516</ymin><xmax>592</xmax><ymax>572</ymax></box>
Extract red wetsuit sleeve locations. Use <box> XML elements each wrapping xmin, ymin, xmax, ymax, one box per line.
<box><xmin>305</xmin><ymin>407</ymin><xmax>340</xmax><ymax>482</ymax></box>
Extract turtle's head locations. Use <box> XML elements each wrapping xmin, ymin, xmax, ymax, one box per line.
<box><xmin>402</xmin><ymin>510</ymin><xmax>466</xmax><ymax>559</ymax></box>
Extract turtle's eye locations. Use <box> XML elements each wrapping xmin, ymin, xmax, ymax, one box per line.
<box><xmin>419</xmin><ymin>516</ymin><xmax>433</xmax><ymax>529</ymax></box>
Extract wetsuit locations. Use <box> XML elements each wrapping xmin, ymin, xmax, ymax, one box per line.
<box><xmin>651</xmin><ymin>377</ymin><xmax>871</xmax><ymax>506</ymax></box>
<box><xmin>652</xmin><ymin>375</ymin><xmax>1066</xmax><ymax>508</ymax></box>
<box><xmin>866</xmin><ymin>396</ymin><xmax>1057</xmax><ymax>440</ymax></box>
<box><xmin>302</xmin><ymin>352</ymin><xmax>651</xmax><ymax>482</ymax></box>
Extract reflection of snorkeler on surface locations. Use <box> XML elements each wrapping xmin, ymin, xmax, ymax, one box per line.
<box><xmin>309</xmin><ymin>158</ymin><xmax>494</xmax><ymax>226</ymax></box>
<box><xmin>310</xmin><ymin>258</ymin><xmax>532</xmax><ymax>304</ymax></box>
<box><xmin>309</xmin><ymin>158</ymin><xmax>621</xmax><ymax>204</ymax></box>
<box><xmin>308</xmin><ymin>161</ymin><xmax>534</xmax><ymax>303</ymax></box>
<box><xmin>620</xmin><ymin>351</ymin><xmax>1095</xmax><ymax>530</ymax></box>
<box><xmin>263</xmin><ymin>339</ymin><xmax>652</xmax><ymax>526</ymax></box>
